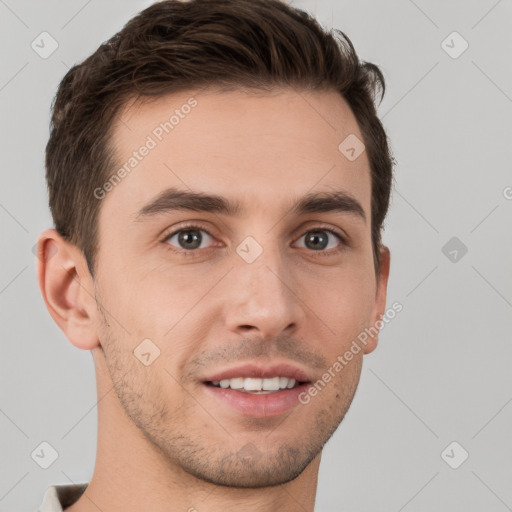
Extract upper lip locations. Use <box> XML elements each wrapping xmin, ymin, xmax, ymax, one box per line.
<box><xmin>202</xmin><ymin>362</ymin><xmax>313</xmax><ymax>383</ymax></box>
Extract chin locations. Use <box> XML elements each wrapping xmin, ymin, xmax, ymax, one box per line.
<box><xmin>178</xmin><ymin>443</ymin><xmax>319</xmax><ymax>488</ymax></box>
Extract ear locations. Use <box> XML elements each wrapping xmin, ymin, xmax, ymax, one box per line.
<box><xmin>36</xmin><ymin>228</ymin><xmax>100</xmax><ymax>350</ymax></box>
<box><xmin>363</xmin><ymin>245</ymin><xmax>391</xmax><ymax>354</ymax></box>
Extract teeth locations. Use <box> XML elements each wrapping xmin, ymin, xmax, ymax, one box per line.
<box><xmin>262</xmin><ymin>377</ymin><xmax>280</xmax><ymax>391</ymax></box>
<box><xmin>228</xmin><ymin>377</ymin><xmax>244</xmax><ymax>389</ymax></box>
<box><xmin>210</xmin><ymin>376</ymin><xmax>298</xmax><ymax>392</ymax></box>
<box><xmin>244</xmin><ymin>377</ymin><xmax>262</xmax><ymax>391</ymax></box>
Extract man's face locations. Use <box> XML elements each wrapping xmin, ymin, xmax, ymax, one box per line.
<box><xmin>92</xmin><ymin>87</ymin><xmax>387</xmax><ymax>487</ymax></box>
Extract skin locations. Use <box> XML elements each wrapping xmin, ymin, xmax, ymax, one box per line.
<box><xmin>37</xmin><ymin>87</ymin><xmax>390</xmax><ymax>512</ymax></box>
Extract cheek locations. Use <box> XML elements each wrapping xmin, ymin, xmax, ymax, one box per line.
<box><xmin>103</xmin><ymin>267</ymin><xmax>222</xmax><ymax>376</ymax></box>
<box><xmin>303</xmin><ymin>266</ymin><xmax>376</xmax><ymax>345</ymax></box>
<box><xmin>97</xmin><ymin>257</ymin><xmax>213</xmax><ymax>330</ymax></box>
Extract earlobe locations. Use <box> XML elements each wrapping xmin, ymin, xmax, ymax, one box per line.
<box><xmin>36</xmin><ymin>228</ymin><xmax>100</xmax><ymax>351</ymax></box>
<box><xmin>363</xmin><ymin>245</ymin><xmax>391</xmax><ymax>355</ymax></box>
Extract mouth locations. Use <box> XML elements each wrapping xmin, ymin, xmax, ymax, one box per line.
<box><xmin>205</xmin><ymin>376</ymin><xmax>306</xmax><ymax>394</ymax></box>
<box><xmin>200</xmin><ymin>363</ymin><xmax>313</xmax><ymax>417</ymax></box>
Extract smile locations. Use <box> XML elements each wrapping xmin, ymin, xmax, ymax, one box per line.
<box><xmin>207</xmin><ymin>376</ymin><xmax>302</xmax><ymax>393</ymax></box>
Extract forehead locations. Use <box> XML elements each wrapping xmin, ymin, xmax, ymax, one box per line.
<box><xmin>104</xmin><ymin>87</ymin><xmax>371</xmax><ymax>223</ymax></box>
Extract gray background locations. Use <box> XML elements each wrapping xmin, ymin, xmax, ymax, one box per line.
<box><xmin>1</xmin><ymin>0</ymin><xmax>511</xmax><ymax>510</ymax></box>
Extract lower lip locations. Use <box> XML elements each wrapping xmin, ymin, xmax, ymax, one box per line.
<box><xmin>202</xmin><ymin>383</ymin><xmax>310</xmax><ymax>418</ymax></box>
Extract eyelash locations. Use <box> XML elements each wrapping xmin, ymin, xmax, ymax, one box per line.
<box><xmin>161</xmin><ymin>222</ymin><xmax>348</xmax><ymax>258</ymax></box>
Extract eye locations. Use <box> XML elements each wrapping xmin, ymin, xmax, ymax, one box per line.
<box><xmin>161</xmin><ymin>224</ymin><xmax>347</xmax><ymax>257</ymax></box>
<box><xmin>163</xmin><ymin>225</ymin><xmax>216</xmax><ymax>253</ymax></box>
<box><xmin>294</xmin><ymin>228</ymin><xmax>345</xmax><ymax>254</ymax></box>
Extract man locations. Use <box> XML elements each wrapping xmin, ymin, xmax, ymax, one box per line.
<box><xmin>36</xmin><ymin>0</ymin><xmax>394</xmax><ymax>510</ymax></box>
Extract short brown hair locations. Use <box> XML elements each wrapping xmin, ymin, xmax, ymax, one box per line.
<box><xmin>45</xmin><ymin>0</ymin><xmax>394</xmax><ymax>278</ymax></box>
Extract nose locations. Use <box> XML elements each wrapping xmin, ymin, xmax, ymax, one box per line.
<box><xmin>223</xmin><ymin>240</ymin><xmax>306</xmax><ymax>340</ymax></box>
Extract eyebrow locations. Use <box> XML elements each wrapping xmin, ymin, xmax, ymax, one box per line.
<box><xmin>133</xmin><ymin>187</ymin><xmax>366</xmax><ymax>223</ymax></box>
